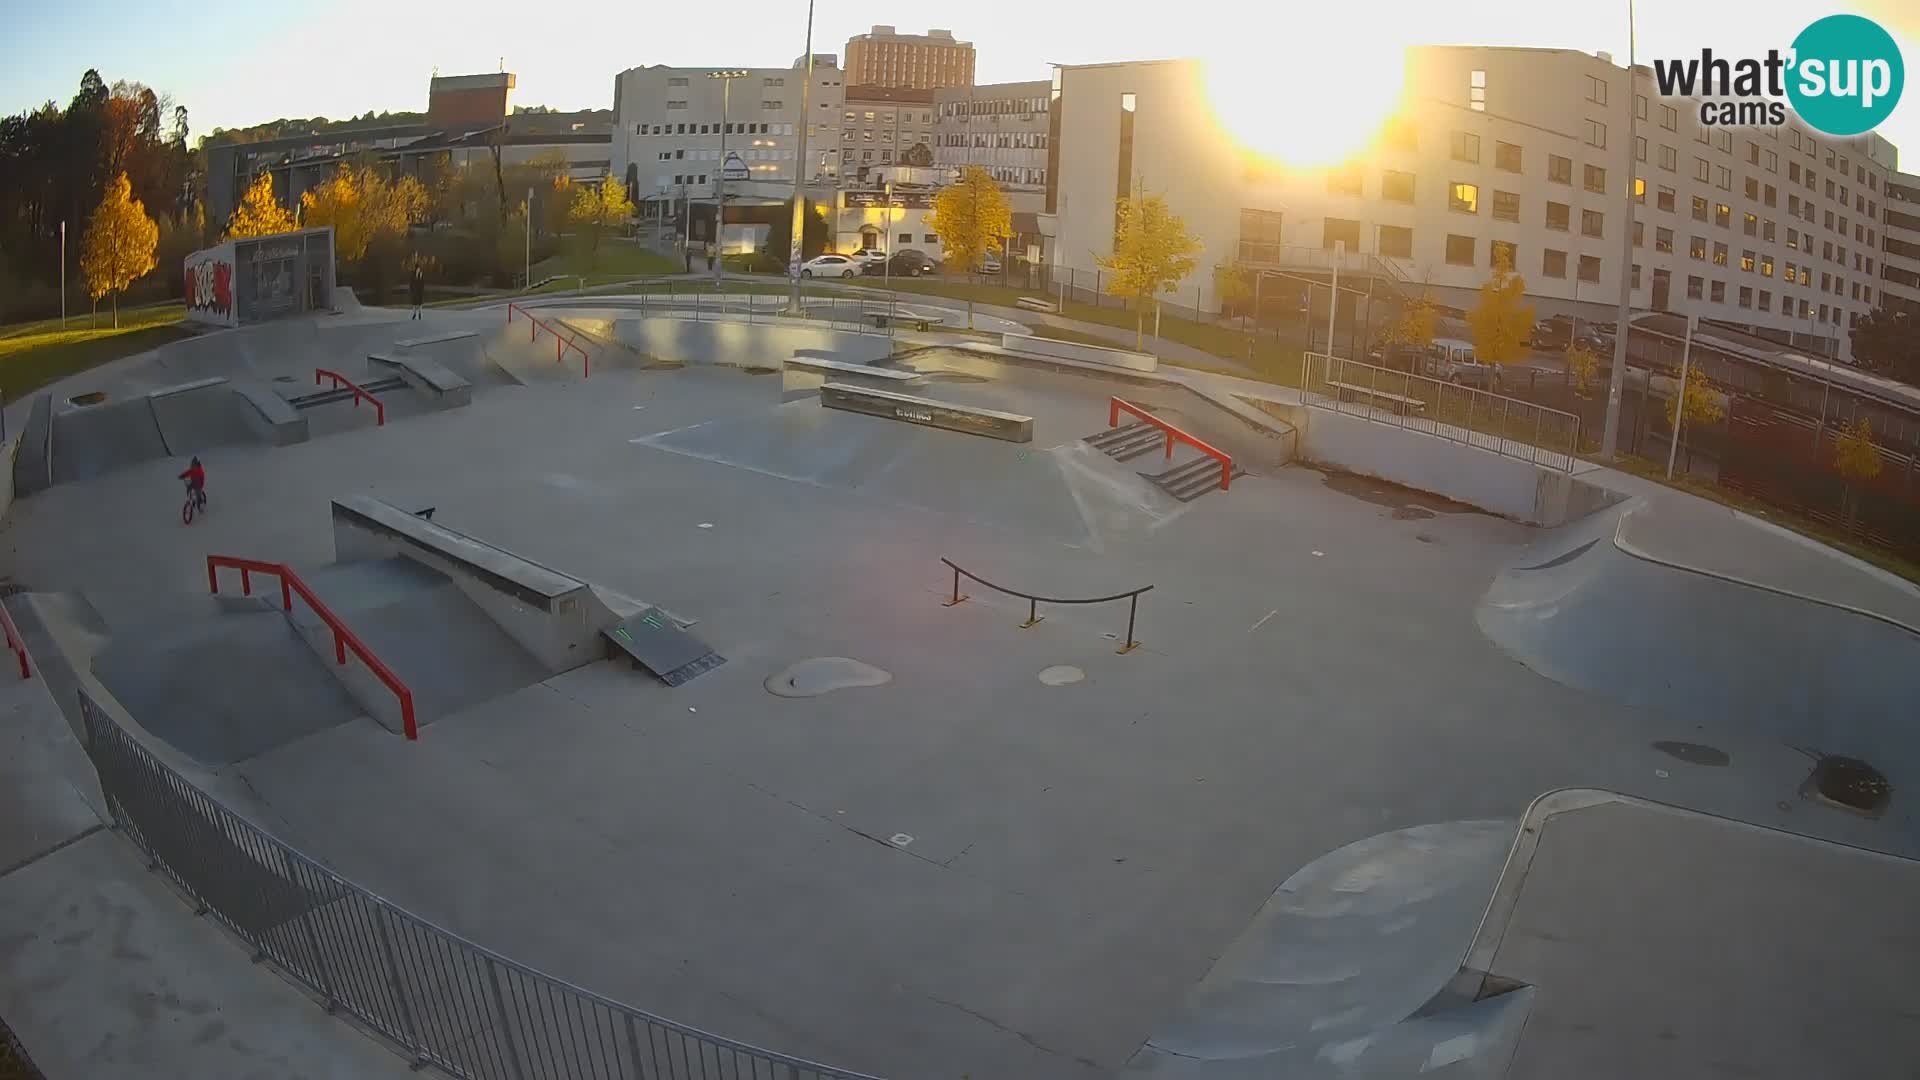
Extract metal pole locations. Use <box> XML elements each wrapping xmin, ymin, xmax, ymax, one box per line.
<box><xmin>1666</xmin><ymin>313</ymin><xmax>1696</xmax><ymax>479</ymax></box>
<box><xmin>524</xmin><ymin>187</ymin><xmax>532</xmax><ymax>289</ymax></box>
<box><xmin>884</xmin><ymin>180</ymin><xmax>892</xmax><ymax>302</ymax></box>
<box><xmin>714</xmin><ymin>75</ymin><xmax>731</xmax><ymax>289</ymax></box>
<box><xmin>1327</xmin><ymin>239</ymin><xmax>1343</xmax><ymax>361</ymax></box>
<box><xmin>786</xmin><ymin>0</ymin><xmax>815</xmax><ymax>314</ymax></box>
<box><xmin>60</xmin><ymin>221</ymin><xmax>67</xmax><ymax>328</ymax></box>
<box><xmin>1600</xmin><ymin>0</ymin><xmax>1639</xmax><ymax>458</ymax></box>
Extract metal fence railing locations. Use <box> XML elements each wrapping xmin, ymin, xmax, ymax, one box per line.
<box><xmin>75</xmin><ymin>689</ymin><xmax>880</xmax><ymax>1080</ymax></box>
<box><xmin>1300</xmin><ymin>352</ymin><xmax>1583</xmax><ymax>473</ymax></box>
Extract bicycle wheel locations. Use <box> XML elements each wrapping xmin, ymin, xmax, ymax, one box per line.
<box><xmin>182</xmin><ymin>496</ymin><xmax>195</xmax><ymax>525</ymax></box>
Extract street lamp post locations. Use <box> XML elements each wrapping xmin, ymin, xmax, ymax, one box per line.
<box><xmin>1600</xmin><ymin>0</ymin><xmax>1639</xmax><ymax>458</ymax></box>
<box><xmin>709</xmin><ymin>70</ymin><xmax>748</xmax><ymax>289</ymax></box>
<box><xmin>884</xmin><ymin>180</ymin><xmax>894</xmax><ymax>298</ymax></box>
<box><xmin>786</xmin><ymin>0</ymin><xmax>816</xmax><ymax>315</ymax></box>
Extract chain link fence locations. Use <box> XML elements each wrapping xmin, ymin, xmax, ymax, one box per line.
<box><xmin>1300</xmin><ymin>352</ymin><xmax>1583</xmax><ymax>472</ymax></box>
<box><xmin>76</xmin><ymin>689</ymin><xmax>879</xmax><ymax>1080</ymax></box>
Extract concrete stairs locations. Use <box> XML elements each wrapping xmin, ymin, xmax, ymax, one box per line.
<box><xmin>1084</xmin><ymin>421</ymin><xmax>1244</xmax><ymax>502</ymax></box>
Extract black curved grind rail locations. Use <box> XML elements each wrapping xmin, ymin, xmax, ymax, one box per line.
<box><xmin>940</xmin><ymin>557</ymin><xmax>1153</xmax><ymax>654</ymax></box>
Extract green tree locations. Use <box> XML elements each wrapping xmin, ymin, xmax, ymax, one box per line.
<box><xmin>1214</xmin><ymin>263</ymin><xmax>1253</xmax><ymax>329</ymax></box>
<box><xmin>929</xmin><ymin>165</ymin><xmax>1013</xmax><ymax>328</ymax></box>
<box><xmin>300</xmin><ymin>163</ymin><xmax>428</xmax><ymax>261</ymax></box>
<box><xmin>901</xmin><ymin>142</ymin><xmax>934</xmax><ymax>167</ymax></box>
<box><xmin>1849</xmin><ymin>308</ymin><xmax>1919</xmax><ymax>386</ymax></box>
<box><xmin>225</xmin><ymin>172</ymin><xmax>294</xmax><ymax>238</ymax></box>
<box><xmin>1096</xmin><ymin>190</ymin><xmax>1203</xmax><ymax>350</ymax></box>
<box><xmin>80</xmin><ymin>172</ymin><xmax>158</xmax><ymax>327</ymax></box>
<box><xmin>1832</xmin><ymin>416</ymin><xmax>1883</xmax><ymax>528</ymax></box>
<box><xmin>567</xmin><ymin>176</ymin><xmax>634</xmax><ymax>259</ymax></box>
<box><xmin>765</xmin><ymin>196</ymin><xmax>830</xmax><ymax>263</ymax></box>
<box><xmin>1466</xmin><ymin>248</ymin><xmax>1534</xmax><ymax>369</ymax></box>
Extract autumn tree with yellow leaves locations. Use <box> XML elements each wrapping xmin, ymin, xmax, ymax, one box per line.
<box><xmin>1832</xmin><ymin>416</ymin><xmax>1883</xmax><ymax>528</ymax></box>
<box><xmin>225</xmin><ymin>172</ymin><xmax>295</xmax><ymax>239</ymax></box>
<box><xmin>929</xmin><ymin>166</ymin><xmax>1013</xmax><ymax>329</ymax></box>
<box><xmin>81</xmin><ymin>172</ymin><xmax>158</xmax><ymax>327</ymax></box>
<box><xmin>567</xmin><ymin>177</ymin><xmax>635</xmax><ymax>261</ymax></box>
<box><xmin>300</xmin><ymin>163</ymin><xmax>428</xmax><ymax>262</ymax></box>
<box><xmin>1097</xmin><ymin>189</ymin><xmax>1203</xmax><ymax>350</ymax></box>
<box><xmin>1467</xmin><ymin>248</ymin><xmax>1535</xmax><ymax>370</ymax></box>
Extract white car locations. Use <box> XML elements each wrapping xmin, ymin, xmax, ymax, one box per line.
<box><xmin>801</xmin><ymin>254</ymin><xmax>860</xmax><ymax>278</ymax></box>
<box><xmin>849</xmin><ymin>248</ymin><xmax>889</xmax><ymax>265</ymax></box>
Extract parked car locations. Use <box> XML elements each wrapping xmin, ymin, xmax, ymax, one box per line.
<box><xmin>978</xmin><ymin>253</ymin><xmax>1002</xmax><ymax>273</ymax></box>
<box><xmin>864</xmin><ymin>248</ymin><xmax>935</xmax><ymax>277</ymax></box>
<box><xmin>849</xmin><ymin>247</ymin><xmax>889</xmax><ymax>266</ymax></box>
<box><xmin>1423</xmin><ymin>338</ymin><xmax>1503</xmax><ymax>387</ymax></box>
<box><xmin>800</xmin><ymin>254</ymin><xmax>860</xmax><ymax>278</ymax></box>
<box><xmin>1533</xmin><ymin>316</ymin><xmax>1609</xmax><ymax>353</ymax></box>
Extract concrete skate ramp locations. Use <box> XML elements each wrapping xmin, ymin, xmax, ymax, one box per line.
<box><xmin>13</xmin><ymin>393</ymin><xmax>53</xmax><ymax>496</ymax></box>
<box><xmin>147</xmin><ymin>377</ymin><xmax>262</xmax><ymax>457</ymax></box>
<box><xmin>91</xmin><ymin>602</ymin><xmax>364</xmax><ymax>766</ymax></box>
<box><xmin>1477</xmin><ymin>501</ymin><xmax>1920</xmax><ymax>780</ymax></box>
<box><xmin>611</xmin><ymin>317</ymin><xmax>891</xmax><ymax>370</ymax></box>
<box><xmin>289</xmin><ymin>558</ymin><xmax>548</xmax><ymax>732</ymax></box>
<box><xmin>637</xmin><ymin>398</ymin><xmax>1183</xmax><ymax>548</ymax></box>
<box><xmin>48</xmin><ymin>396</ymin><xmax>168</xmax><ymax>485</ymax></box>
<box><xmin>1127</xmin><ymin>820</ymin><xmax>1523</xmax><ymax>1078</ymax></box>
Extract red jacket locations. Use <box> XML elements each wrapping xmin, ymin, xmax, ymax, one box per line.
<box><xmin>179</xmin><ymin>463</ymin><xmax>206</xmax><ymax>488</ymax></box>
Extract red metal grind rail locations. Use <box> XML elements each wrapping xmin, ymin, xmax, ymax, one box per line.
<box><xmin>0</xmin><ymin>597</ymin><xmax>29</xmax><ymax>679</ymax></box>
<box><xmin>314</xmin><ymin>368</ymin><xmax>385</xmax><ymax>425</ymax></box>
<box><xmin>1109</xmin><ymin>396</ymin><xmax>1234</xmax><ymax>491</ymax></box>
<box><xmin>506</xmin><ymin>301</ymin><xmax>592</xmax><ymax>377</ymax></box>
<box><xmin>207</xmin><ymin>556</ymin><xmax>418</xmax><ymax>739</ymax></box>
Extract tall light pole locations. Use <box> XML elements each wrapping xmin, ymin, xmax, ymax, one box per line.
<box><xmin>786</xmin><ymin>0</ymin><xmax>816</xmax><ymax>315</ymax></box>
<box><xmin>60</xmin><ymin>221</ymin><xmax>67</xmax><ymax>328</ymax></box>
<box><xmin>710</xmin><ymin>69</ymin><xmax>748</xmax><ymax>288</ymax></box>
<box><xmin>525</xmin><ymin>187</ymin><xmax>532</xmax><ymax>289</ymax></box>
<box><xmin>884</xmin><ymin>179</ymin><xmax>894</xmax><ymax>298</ymax></box>
<box><xmin>1600</xmin><ymin>0</ymin><xmax>1639</xmax><ymax>459</ymax></box>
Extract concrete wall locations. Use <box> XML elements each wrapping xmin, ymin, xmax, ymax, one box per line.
<box><xmin>1002</xmin><ymin>333</ymin><xmax>1156</xmax><ymax>372</ymax></box>
<box><xmin>1265</xmin><ymin>401</ymin><xmax>1622</xmax><ymax>525</ymax></box>
<box><xmin>612</xmin><ymin>318</ymin><xmax>892</xmax><ymax>370</ymax></box>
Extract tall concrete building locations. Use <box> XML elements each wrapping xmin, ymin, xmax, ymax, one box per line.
<box><xmin>843</xmin><ymin>26</ymin><xmax>974</xmax><ymax>90</ymax></box>
<box><xmin>935</xmin><ymin>80</ymin><xmax>1051</xmax><ymax>262</ymax></box>
<box><xmin>611</xmin><ymin>57</ymin><xmax>848</xmax><ymax>229</ymax></box>
<box><xmin>1043</xmin><ymin>48</ymin><xmax>1904</xmax><ymax>362</ymax></box>
<box><xmin>1883</xmin><ymin>171</ymin><xmax>1920</xmax><ymax>319</ymax></box>
<box><xmin>837</xmin><ymin>85</ymin><xmax>936</xmax><ymax>184</ymax></box>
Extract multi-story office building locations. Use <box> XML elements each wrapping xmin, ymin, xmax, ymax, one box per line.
<box><xmin>838</xmin><ymin>85</ymin><xmax>936</xmax><ymax>184</ymax></box>
<box><xmin>933</xmin><ymin>81</ymin><xmax>1050</xmax><ymax>194</ymax></box>
<box><xmin>1882</xmin><ymin>171</ymin><xmax>1920</xmax><ymax>319</ymax></box>
<box><xmin>1045</xmin><ymin>48</ymin><xmax>1903</xmax><ymax>361</ymax></box>
<box><xmin>843</xmin><ymin>26</ymin><xmax>974</xmax><ymax>90</ymax></box>
<box><xmin>610</xmin><ymin>57</ymin><xmax>847</xmax><ymax>221</ymax></box>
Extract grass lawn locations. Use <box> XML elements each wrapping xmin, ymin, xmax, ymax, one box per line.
<box><xmin>0</xmin><ymin>304</ymin><xmax>191</xmax><ymax>403</ymax></box>
<box><xmin>529</xmin><ymin>242</ymin><xmax>679</xmax><ymax>289</ymax></box>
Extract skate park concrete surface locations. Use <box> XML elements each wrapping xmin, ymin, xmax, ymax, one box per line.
<box><xmin>6</xmin><ymin>304</ymin><xmax>1920</xmax><ymax>1079</ymax></box>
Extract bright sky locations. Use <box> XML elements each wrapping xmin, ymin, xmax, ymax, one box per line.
<box><xmin>3</xmin><ymin>0</ymin><xmax>1916</xmax><ymax>162</ymax></box>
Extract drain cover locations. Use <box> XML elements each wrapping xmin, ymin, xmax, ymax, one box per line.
<box><xmin>1651</xmin><ymin>740</ymin><xmax>1730</xmax><ymax>767</ymax></box>
<box><xmin>1804</xmin><ymin>756</ymin><xmax>1891</xmax><ymax>817</ymax></box>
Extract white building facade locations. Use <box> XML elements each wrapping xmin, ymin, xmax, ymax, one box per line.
<box><xmin>1883</xmin><ymin>170</ymin><xmax>1920</xmax><ymax>319</ymax></box>
<box><xmin>611</xmin><ymin>59</ymin><xmax>848</xmax><ymax>212</ymax></box>
<box><xmin>1045</xmin><ymin>48</ymin><xmax>1903</xmax><ymax>362</ymax></box>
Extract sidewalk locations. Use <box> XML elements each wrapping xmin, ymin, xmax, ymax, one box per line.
<box><xmin>0</xmin><ymin>656</ymin><xmax>414</xmax><ymax>1080</ymax></box>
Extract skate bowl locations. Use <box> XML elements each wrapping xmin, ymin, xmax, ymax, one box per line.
<box><xmin>1477</xmin><ymin>499</ymin><xmax>1920</xmax><ymax>804</ymax></box>
<box><xmin>611</xmin><ymin>317</ymin><xmax>891</xmax><ymax>370</ymax></box>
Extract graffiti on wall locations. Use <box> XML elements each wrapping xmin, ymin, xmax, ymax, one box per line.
<box><xmin>184</xmin><ymin>249</ymin><xmax>236</xmax><ymax>327</ymax></box>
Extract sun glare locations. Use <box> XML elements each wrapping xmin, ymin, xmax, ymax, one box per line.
<box><xmin>1202</xmin><ymin>39</ymin><xmax>1410</xmax><ymax>171</ymax></box>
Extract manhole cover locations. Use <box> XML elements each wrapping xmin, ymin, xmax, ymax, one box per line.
<box><xmin>1038</xmin><ymin>665</ymin><xmax>1084</xmax><ymax>686</ymax></box>
<box><xmin>1651</xmin><ymin>740</ymin><xmax>1730</xmax><ymax>767</ymax></box>
<box><xmin>1804</xmin><ymin>756</ymin><xmax>1891</xmax><ymax>817</ymax></box>
<box><xmin>765</xmin><ymin>657</ymin><xmax>892</xmax><ymax>698</ymax></box>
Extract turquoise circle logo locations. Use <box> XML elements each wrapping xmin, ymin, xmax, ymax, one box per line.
<box><xmin>1787</xmin><ymin>15</ymin><xmax>1904</xmax><ymax>136</ymax></box>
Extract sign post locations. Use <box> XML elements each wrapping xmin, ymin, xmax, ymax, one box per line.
<box><xmin>1665</xmin><ymin>312</ymin><xmax>1697</xmax><ymax>479</ymax></box>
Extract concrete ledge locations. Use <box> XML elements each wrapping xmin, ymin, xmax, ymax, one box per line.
<box><xmin>782</xmin><ymin>356</ymin><xmax>919</xmax><ymax>399</ymax></box>
<box><xmin>612</xmin><ymin>317</ymin><xmax>891</xmax><ymax>370</ymax></box>
<box><xmin>228</xmin><ymin>380</ymin><xmax>309</xmax><ymax>447</ymax></box>
<box><xmin>394</xmin><ymin>330</ymin><xmax>478</xmax><ymax>349</ymax></box>
<box><xmin>147</xmin><ymin>375</ymin><xmax>228</xmax><ymax>400</ymax></box>
<box><xmin>369</xmin><ymin>352</ymin><xmax>473</xmax><ymax>408</ymax></box>
<box><xmin>819</xmin><ymin>382</ymin><xmax>1034</xmax><ymax>442</ymax></box>
<box><xmin>331</xmin><ymin>495</ymin><xmax>586</xmax><ymax>611</ymax></box>
<box><xmin>13</xmin><ymin>394</ymin><xmax>53</xmax><ymax>497</ymax></box>
<box><xmin>1001</xmin><ymin>333</ymin><xmax>1157</xmax><ymax>372</ymax></box>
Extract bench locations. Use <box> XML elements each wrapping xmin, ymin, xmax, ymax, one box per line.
<box><xmin>1327</xmin><ymin>380</ymin><xmax>1428</xmax><ymax>416</ymax></box>
<box><xmin>1016</xmin><ymin>296</ymin><xmax>1059</xmax><ymax>314</ymax></box>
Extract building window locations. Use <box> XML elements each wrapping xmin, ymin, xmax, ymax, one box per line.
<box><xmin>1690</xmin><ymin>235</ymin><xmax>1707</xmax><ymax>260</ymax></box>
<box><xmin>1711</xmin><ymin>280</ymin><xmax>1726</xmax><ymax>303</ymax></box>
<box><xmin>1632</xmin><ymin>263</ymin><xmax>1642</xmax><ymax>289</ymax></box>
<box><xmin>1378</xmin><ymin>225</ymin><xmax>1413</xmax><ymax>258</ymax></box>
<box><xmin>1323</xmin><ymin>217</ymin><xmax>1361</xmax><ymax>251</ymax></box>
<box><xmin>1656</xmin><ymin>227</ymin><xmax>1674</xmax><ymax>252</ymax></box>
<box><xmin>1716</xmin><ymin>166</ymin><xmax>1732</xmax><ymax>191</ymax></box>
<box><xmin>1758</xmin><ymin>289</ymin><xmax>1772</xmax><ymax>311</ymax></box>
<box><xmin>1764</xmin><ymin>184</ymin><xmax>1777</xmax><ymax>207</ymax></box>
<box><xmin>1785</xmin><ymin>260</ymin><xmax>1797</xmax><ymax>280</ymax></box>
<box><xmin>1715</xmin><ymin>203</ymin><xmax>1730</xmax><ymax>228</ymax></box>
<box><xmin>1469</xmin><ymin>69</ymin><xmax>1487</xmax><ymax>111</ymax></box>
<box><xmin>1636</xmin><ymin>135</ymin><xmax>1648</xmax><ymax>163</ymax></box>
<box><xmin>1495</xmin><ymin>141</ymin><xmax>1522</xmax><ymax>172</ymax></box>
<box><xmin>1586</xmin><ymin>74</ymin><xmax>1608</xmax><ymax>104</ymax></box>
<box><xmin>1657</xmin><ymin>185</ymin><xmax>1676</xmax><ymax>212</ymax></box>
<box><xmin>1739</xmin><ymin>285</ymin><xmax>1753</xmax><ymax>308</ymax></box>
<box><xmin>1659</xmin><ymin>145</ymin><xmax>1678</xmax><ymax>171</ymax></box>
<box><xmin>1740</xmin><ymin>248</ymin><xmax>1756</xmax><ymax>272</ymax></box>
<box><xmin>1381</xmin><ymin>170</ymin><xmax>1416</xmax><ymax>203</ymax></box>
<box><xmin>1579</xmin><ymin>255</ymin><xmax>1602</xmax><ymax>283</ymax></box>
<box><xmin>667</xmin><ymin>100</ymin><xmax>688</xmax><ymax>109</ymax></box>
<box><xmin>1238</xmin><ymin>208</ymin><xmax>1284</xmax><ymax>264</ymax></box>
<box><xmin>1695</xmin><ymin>157</ymin><xmax>1711</xmax><ymax>183</ymax></box>
<box><xmin>1445</xmin><ymin>234</ymin><xmax>1476</xmax><ymax>265</ymax></box>
<box><xmin>1543</xmin><ymin>249</ymin><xmax>1568</xmax><ymax>278</ymax></box>
<box><xmin>1548</xmin><ymin>154</ymin><xmax>1572</xmax><ymax>184</ymax></box>
<box><xmin>1492</xmin><ymin>190</ymin><xmax>1520</xmax><ymax>222</ymax></box>
<box><xmin>1713</xmin><ymin>241</ymin><xmax>1728</xmax><ymax>266</ymax></box>
<box><xmin>1582</xmin><ymin>209</ymin><xmax>1604</xmax><ymax>238</ymax></box>
<box><xmin>1763</xmin><ymin>218</ymin><xmax>1776</xmax><ymax>241</ymax></box>
<box><xmin>1635</xmin><ymin>94</ymin><xmax>1648</xmax><ymax>120</ymax></box>
<box><xmin>1746</xmin><ymin>142</ymin><xmax>1761</xmax><ymax>166</ymax></box>
<box><xmin>1635</xmin><ymin>177</ymin><xmax>1647</xmax><ymax>203</ymax></box>
<box><xmin>1743</xmin><ymin>176</ymin><xmax>1759</xmax><ymax>201</ymax></box>
<box><xmin>1451</xmin><ymin>131</ymin><xmax>1480</xmax><ymax>163</ymax></box>
<box><xmin>1586</xmin><ymin>120</ymin><xmax>1606</xmax><ymax>148</ymax></box>
<box><xmin>1790</xmin><ymin>160</ymin><xmax>1803</xmax><ymax>181</ymax></box>
<box><xmin>1491</xmin><ymin>239</ymin><xmax>1517</xmax><ymax>269</ymax></box>
<box><xmin>1715</xmin><ymin>129</ymin><xmax>1732</xmax><ymax>153</ymax></box>
<box><xmin>1687</xmin><ymin>274</ymin><xmax>1704</xmax><ymax>299</ymax></box>
<box><xmin>1761</xmin><ymin>254</ymin><xmax>1774</xmax><ymax>276</ymax></box>
<box><xmin>1634</xmin><ymin>220</ymin><xmax>1644</xmax><ymax>247</ymax></box>
<box><xmin>668</xmin><ymin>77</ymin><xmax>689</xmax><ymax>87</ymax></box>
<box><xmin>1766</xmin><ymin>149</ymin><xmax>1779</xmax><ymax>172</ymax></box>
<box><xmin>1691</xmin><ymin>196</ymin><xmax>1709</xmax><ymax>222</ymax></box>
<box><xmin>1660</xmin><ymin>103</ymin><xmax>1678</xmax><ymax>130</ymax></box>
<box><xmin>1584</xmin><ymin>164</ymin><xmax>1607</xmax><ymax>194</ymax></box>
<box><xmin>1546</xmin><ymin>201</ymin><xmax>1570</xmax><ymax>231</ymax></box>
<box><xmin>1450</xmin><ymin>181</ymin><xmax>1479</xmax><ymax>214</ymax></box>
<box><xmin>1741</xmin><ymin>212</ymin><xmax>1756</xmax><ymax>236</ymax></box>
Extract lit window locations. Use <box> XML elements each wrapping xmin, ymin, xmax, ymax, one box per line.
<box><xmin>1469</xmin><ymin>69</ymin><xmax>1487</xmax><ymax>111</ymax></box>
<box><xmin>1449</xmin><ymin>181</ymin><xmax>1479</xmax><ymax>214</ymax></box>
